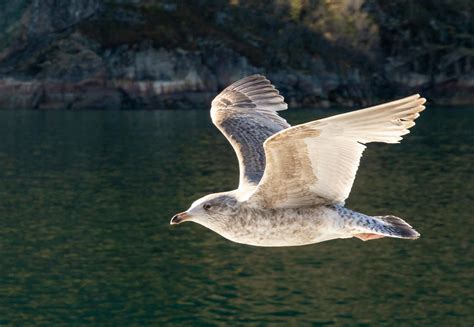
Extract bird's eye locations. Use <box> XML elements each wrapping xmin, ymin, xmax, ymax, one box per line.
<box><xmin>203</xmin><ymin>203</ymin><xmax>212</xmax><ymax>210</ymax></box>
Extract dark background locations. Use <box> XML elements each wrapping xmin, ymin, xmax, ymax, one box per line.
<box><xmin>0</xmin><ymin>0</ymin><xmax>472</xmax><ymax>110</ymax></box>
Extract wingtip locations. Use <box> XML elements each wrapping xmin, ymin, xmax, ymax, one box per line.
<box><xmin>247</xmin><ymin>73</ymin><xmax>267</xmax><ymax>81</ymax></box>
<box><xmin>413</xmin><ymin>94</ymin><xmax>427</xmax><ymax>106</ymax></box>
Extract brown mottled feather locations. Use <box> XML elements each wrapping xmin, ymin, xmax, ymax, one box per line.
<box><xmin>211</xmin><ymin>75</ymin><xmax>289</xmax><ymax>189</ymax></box>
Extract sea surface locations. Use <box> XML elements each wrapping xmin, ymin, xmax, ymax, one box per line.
<box><xmin>0</xmin><ymin>107</ymin><xmax>472</xmax><ymax>326</ymax></box>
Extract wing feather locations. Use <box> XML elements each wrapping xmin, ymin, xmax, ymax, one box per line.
<box><xmin>247</xmin><ymin>94</ymin><xmax>427</xmax><ymax>208</ymax></box>
<box><xmin>211</xmin><ymin>75</ymin><xmax>289</xmax><ymax>190</ymax></box>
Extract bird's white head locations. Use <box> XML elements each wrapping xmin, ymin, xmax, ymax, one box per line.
<box><xmin>170</xmin><ymin>192</ymin><xmax>239</xmax><ymax>229</ymax></box>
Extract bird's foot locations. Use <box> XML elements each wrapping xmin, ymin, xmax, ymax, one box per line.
<box><xmin>354</xmin><ymin>233</ymin><xmax>386</xmax><ymax>241</ymax></box>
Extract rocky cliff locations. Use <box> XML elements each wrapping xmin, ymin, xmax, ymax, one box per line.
<box><xmin>0</xmin><ymin>0</ymin><xmax>472</xmax><ymax>109</ymax></box>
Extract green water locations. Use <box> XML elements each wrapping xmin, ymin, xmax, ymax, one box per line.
<box><xmin>0</xmin><ymin>108</ymin><xmax>472</xmax><ymax>326</ymax></box>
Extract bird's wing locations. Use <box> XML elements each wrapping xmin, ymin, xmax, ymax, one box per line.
<box><xmin>211</xmin><ymin>75</ymin><xmax>290</xmax><ymax>190</ymax></box>
<box><xmin>246</xmin><ymin>95</ymin><xmax>426</xmax><ymax>208</ymax></box>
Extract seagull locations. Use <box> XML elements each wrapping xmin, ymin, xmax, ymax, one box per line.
<box><xmin>170</xmin><ymin>75</ymin><xmax>425</xmax><ymax>246</ymax></box>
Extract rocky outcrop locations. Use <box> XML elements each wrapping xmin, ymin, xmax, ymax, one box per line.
<box><xmin>0</xmin><ymin>0</ymin><xmax>472</xmax><ymax>110</ymax></box>
<box><xmin>27</xmin><ymin>0</ymin><xmax>100</xmax><ymax>38</ymax></box>
<box><xmin>1</xmin><ymin>0</ymin><xmax>100</xmax><ymax>53</ymax></box>
<box><xmin>0</xmin><ymin>37</ymin><xmax>260</xmax><ymax>109</ymax></box>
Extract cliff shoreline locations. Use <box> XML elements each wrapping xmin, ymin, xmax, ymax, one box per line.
<box><xmin>0</xmin><ymin>0</ymin><xmax>472</xmax><ymax>110</ymax></box>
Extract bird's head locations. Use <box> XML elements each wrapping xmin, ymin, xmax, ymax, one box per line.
<box><xmin>170</xmin><ymin>192</ymin><xmax>238</xmax><ymax>228</ymax></box>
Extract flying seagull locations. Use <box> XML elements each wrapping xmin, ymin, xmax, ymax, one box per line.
<box><xmin>171</xmin><ymin>75</ymin><xmax>425</xmax><ymax>246</ymax></box>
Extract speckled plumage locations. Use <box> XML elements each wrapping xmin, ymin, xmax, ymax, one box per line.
<box><xmin>171</xmin><ymin>75</ymin><xmax>424</xmax><ymax>246</ymax></box>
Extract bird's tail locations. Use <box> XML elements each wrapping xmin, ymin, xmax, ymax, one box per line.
<box><xmin>353</xmin><ymin>215</ymin><xmax>420</xmax><ymax>241</ymax></box>
<box><xmin>374</xmin><ymin>215</ymin><xmax>420</xmax><ymax>239</ymax></box>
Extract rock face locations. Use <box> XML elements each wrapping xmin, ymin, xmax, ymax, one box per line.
<box><xmin>27</xmin><ymin>0</ymin><xmax>100</xmax><ymax>38</ymax></box>
<box><xmin>0</xmin><ymin>0</ymin><xmax>472</xmax><ymax>109</ymax></box>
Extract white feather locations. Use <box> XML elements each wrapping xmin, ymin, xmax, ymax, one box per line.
<box><xmin>247</xmin><ymin>94</ymin><xmax>426</xmax><ymax>208</ymax></box>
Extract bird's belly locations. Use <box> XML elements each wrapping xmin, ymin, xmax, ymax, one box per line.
<box><xmin>219</xmin><ymin>207</ymin><xmax>344</xmax><ymax>247</ymax></box>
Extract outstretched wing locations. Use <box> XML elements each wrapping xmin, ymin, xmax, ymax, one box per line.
<box><xmin>211</xmin><ymin>75</ymin><xmax>289</xmax><ymax>190</ymax></box>
<box><xmin>247</xmin><ymin>94</ymin><xmax>427</xmax><ymax>208</ymax></box>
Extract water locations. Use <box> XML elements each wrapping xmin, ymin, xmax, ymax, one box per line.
<box><xmin>0</xmin><ymin>107</ymin><xmax>472</xmax><ymax>326</ymax></box>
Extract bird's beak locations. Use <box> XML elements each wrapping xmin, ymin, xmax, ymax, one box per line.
<box><xmin>170</xmin><ymin>212</ymin><xmax>190</xmax><ymax>225</ymax></box>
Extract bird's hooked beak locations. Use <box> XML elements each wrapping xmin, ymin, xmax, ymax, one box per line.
<box><xmin>170</xmin><ymin>212</ymin><xmax>190</xmax><ymax>225</ymax></box>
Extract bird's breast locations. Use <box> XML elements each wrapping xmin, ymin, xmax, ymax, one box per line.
<box><xmin>215</xmin><ymin>206</ymin><xmax>338</xmax><ymax>247</ymax></box>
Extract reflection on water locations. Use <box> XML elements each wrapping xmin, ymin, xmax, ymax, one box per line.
<box><xmin>0</xmin><ymin>108</ymin><xmax>472</xmax><ymax>325</ymax></box>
